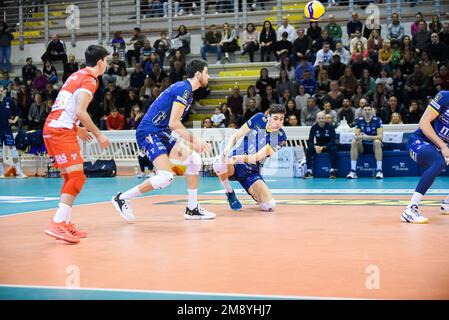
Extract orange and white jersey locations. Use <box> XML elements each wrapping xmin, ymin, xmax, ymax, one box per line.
<box><xmin>46</xmin><ymin>68</ymin><xmax>98</xmax><ymax>129</ymax></box>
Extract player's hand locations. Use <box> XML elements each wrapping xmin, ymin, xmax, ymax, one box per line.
<box><xmin>442</xmin><ymin>146</ymin><xmax>449</xmax><ymax>165</ymax></box>
<box><xmin>77</xmin><ymin>127</ymin><xmax>93</xmax><ymax>142</ymax></box>
<box><xmin>96</xmin><ymin>133</ymin><xmax>110</xmax><ymax>149</ymax></box>
<box><xmin>193</xmin><ymin>141</ymin><xmax>211</xmax><ymax>154</ymax></box>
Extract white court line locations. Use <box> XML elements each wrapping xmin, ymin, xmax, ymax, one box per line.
<box><xmin>0</xmin><ymin>284</ymin><xmax>357</xmax><ymax>300</ymax></box>
<box><xmin>207</xmin><ymin>189</ymin><xmax>449</xmax><ymax>195</ymax></box>
<box><xmin>0</xmin><ymin>196</ymin><xmax>59</xmax><ymax>203</ymax></box>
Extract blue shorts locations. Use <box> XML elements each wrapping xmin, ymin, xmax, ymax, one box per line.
<box><xmin>407</xmin><ymin>133</ymin><xmax>445</xmax><ymax>167</ymax></box>
<box><xmin>136</xmin><ymin>130</ymin><xmax>177</xmax><ymax>162</ymax></box>
<box><xmin>0</xmin><ymin>129</ymin><xmax>15</xmax><ymax>146</ymax></box>
<box><xmin>229</xmin><ymin>163</ymin><xmax>264</xmax><ymax>194</ymax></box>
<box><xmin>360</xmin><ymin>141</ymin><xmax>379</xmax><ymax>154</ymax></box>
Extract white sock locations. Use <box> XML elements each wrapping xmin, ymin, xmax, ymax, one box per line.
<box><xmin>119</xmin><ymin>186</ymin><xmax>142</xmax><ymax>200</ymax></box>
<box><xmin>351</xmin><ymin>161</ymin><xmax>357</xmax><ymax>171</ymax></box>
<box><xmin>0</xmin><ymin>161</ymin><xmax>4</xmax><ymax>175</ymax></box>
<box><xmin>444</xmin><ymin>194</ymin><xmax>449</xmax><ymax>204</ymax></box>
<box><xmin>188</xmin><ymin>189</ymin><xmax>198</xmax><ymax>210</ymax></box>
<box><xmin>220</xmin><ymin>178</ymin><xmax>233</xmax><ymax>193</ymax></box>
<box><xmin>408</xmin><ymin>192</ymin><xmax>423</xmax><ymax>208</ymax></box>
<box><xmin>377</xmin><ymin>161</ymin><xmax>382</xmax><ymax>171</ymax></box>
<box><xmin>53</xmin><ymin>202</ymin><xmax>72</xmax><ymax>223</ymax></box>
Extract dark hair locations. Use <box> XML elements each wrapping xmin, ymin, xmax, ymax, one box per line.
<box><xmin>282</xmin><ymin>31</ymin><xmax>288</xmax><ymax>38</ymax></box>
<box><xmin>85</xmin><ymin>44</ymin><xmax>110</xmax><ymax>67</ymax></box>
<box><xmin>26</xmin><ymin>57</ymin><xmax>32</xmax><ymax>62</ymax></box>
<box><xmin>134</xmin><ymin>27</ymin><xmax>141</xmax><ymax>33</ymax></box>
<box><xmin>269</xmin><ymin>104</ymin><xmax>286</xmax><ymax>115</ymax></box>
<box><xmin>186</xmin><ymin>59</ymin><xmax>207</xmax><ymax>78</ymax></box>
<box><xmin>246</xmin><ymin>23</ymin><xmax>255</xmax><ymax>32</ymax></box>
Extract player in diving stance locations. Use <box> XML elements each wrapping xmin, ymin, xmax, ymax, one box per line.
<box><xmin>401</xmin><ymin>90</ymin><xmax>449</xmax><ymax>223</ymax></box>
<box><xmin>212</xmin><ymin>104</ymin><xmax>287</xmax><ymax>212</ymax></box>
<box><xmin>112</xmin><ymin>59</ymin><xmax>216</xmax><ymax>220</ymax></box>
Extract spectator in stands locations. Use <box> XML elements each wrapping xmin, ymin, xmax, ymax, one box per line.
<box><xmin>347</xmin><ymin>12</ymin><xmax>363</xmax><ymax>40</ymax></box>
<box><xmin>376</xmin><ymin>68</ymin><xmax>394</xmax><ymax>94</ymax></box>
<box><xmin>22</xmin><ymin>57</ymin><xmax>37</xmax><ymax>86</ymax></box>
<box><xmin>169</xmin><ymin>60</ymin><xmax>186</xmax><ymax>83</ymax></box>
<box><xmin>339</xmin><ymin>66</ymin><xmax>358</xmax><ymax>98</ymax></box>
<box><xmin>123</xmin><ymin>89</ymin><xmax>141</xmax><ymax>118</ymax></box>
<box><xmin>202</xmin><ymin>117</ymin><xmax>213</xmax><ymax>129</ymax></box>
<box><xmin>299</xmin><ymin>70</ymin><xmax>317</xmax><ymax>96</ymax></box>
<box><xmin>389</xmin><ymin>112</ymin><xmax>403</xmax><ymax>125</ymax></box>
<box><xmin>139</xmin><ymin>77</ymin><xmax>155</xmax><ymax>101</ymax></box>
<box><xmin>371</xmin><ymin>83</ymin><xmax>388</xmax><ymax>116</ymax></box>
<box><xmin>404</xmin><ymin>63</ymin><xmax>429</xmax><ymax>106</ymax></box>
<box><xmin>410</xmin><ymin>12</ymin><xmax>426</xmax><ymax>37</ymax></box>
<box><xmin>324</xmin><ymin>14</ymin><xmax>342</xmax><ymax>43</ymax></box>
<box><xmin>148</xmin><ymin>63</ymin><xmax>167</xmax><ymax>88</ymax></box>
<box><xmin>347</xmin><ymin>104</ymin><xmax>384</xmax><ymax>179</ymax></box>
<box><xmin>313</xmin><ymin>42</ymin><xmax>333</xmax><ymax>71</ymax></box>
<box><xmin>439</xmin><ymin>23</ymin><xmax>449</xmax><ymax>47</ymax></box>
<box><xmin>201</xmin><ymin>24</ymin><xmax>222</xmax><ymax>64</ymax></box>
<box><xmin>130</xmin><ymin>63</ymin><xmax>146</xmax><ymax>91</ymax></box>
<box><xmin>260</xmin><ymin>85</ymin><xmax>278</xmax><ymax>112</ymax></box>
<box><xmin>103</xmin><ymin>53</ymin><xmax>127</xmax><ymax>86</ymax></box>
<box><xmin>276</xmin><ymin>69</ymin><xmax>296</xmax><ymax>98</ymax></box>
<box><xmin>420</xmin><ymin>51</ymin><xmax>438</xmax><ymax>78</ymax></box>
<box><xmin>128</xmin><ymin>105</ymin><xmax>144</xmax><ymax>130</ymax></box>
<box><xmin>259</xmin><ymin>20</ymin><xmax>277</xmax><ymax>62</ymax></box>
<box><xmin>333</xmin><ymin>41</ymin><xmax>350</xmax><ymax>66</ymax></box>
<box><xmin>295</xmin><ymin>84</ymin><xmax>310</xmax><ymax>112</ymax></box>
<box><xmin>316</xmin><ymin>67</ymin><xmax>330</xmax><ymax>98</ymax></box>
<box><xmin>275</xmin><ymin>31</ymin><xmax>293</xmax><ymax>61</ymax></box>
<box><xmin>400</xmin><ymin>35</ymin><xmax>415</xmax><ymax>59</ymax></box>
<box><xmin>241</xmin><ymin>23</ymin><xmax>259</xmax><ymax>63</ymax></box>
<box><xmin>351</xmin><ymin>40</ymin><xmax>368</xmax><ymax>64</ymax></box>
<box><xmin>307</xmin><ymin>21</ymin><xmax>322</xmax><ymax>43</ymax></box>
<box><xmin>169</xmin><ymin>49</ymin><xmax>186</xmax><ymax>70</ymax></box>
<box><xmin>287</xmin><ymin>114</ymin><xmax>299</xmax><ymax>127</ymax></box>
<box><xmin>328</xmin><ymin>52</ymin><xmax>346</xmax><ymax>81</ymax></box>
<box><xmin>367</xmin><ymin>30</ymin><xmax>383</xmax><ymax>62</ymax></box>
<box><xmin>292</xmin><ymin>27</ymin><xmax>312</xmax><ymax>65</ymax></box>
<box><xmin>363</xmin><ymin>17</ymin><xmax>381</xmax><ymax>40</ymax></box>
<box><xmin>28</xmin><ymin>93</ymin><xmax>46</xmax><ymax>130</ymax></box>
<box><xmin>304</xmin><ymin>112</ymin><xmax>337</xmax><ymax>179</ymax></box>
<box><xmin>400</xmin><ymin>100</ymin><xmax>422</xmax><ymax>124</ymax></box>
<box><xmin>351</xmin><ymin>53</ymin><xmax>370</xmax><ymax>80</ymax></box>
<box><xmin>143</xmin><ymin>52</ymin><xmax>161</xmax><ymax>76</ymax></box>
<box><xmin>337</xmin><ymin>98</ymin><xmax>356</xmax><ymax>126</ymax></box>
<box><xmin>427</xmin><ymin>33</ymin><xmax>449</xmax><ymax>64</ymax></box>
<box><xmin>243</xmin><ymin>85</ymin><xmax>261</xmax><ymax>113</ymax></box>
<box><xmin>277</xmin><ymin>16</ymin><xmax>296</xmax><ymax>42</ymax></box>
<box><xmin>349</xmin><ymin>30</ymin><xmax>367</xmax><ymax>53</ymax></box>
<box><xmin>144</xmin><ymin>86</ymin><xmax>160</xmax><ymax>110</ymax></box>
<box><xmin>354</xmin><ymin>97</ymin><xmax>368</xmax><ymax>119</ymax></box>
<box><xmin>140</xmin><ymin>40</ymin><xmax>154</xmax><ymax>67</ymax></box>
<box><xmin>392</xmin><ymin>68</ymin><xmax>405</xmax><ymax>104</ymax></box>
<box><xmin>295</xmin><ymin>56</ymin><xmax>315</xmax><ymax>82</ymax></box>
<box><xmin>321</xmin><ymin>101</ymin><xmax>338</xmax><ymax>126</ymax></box>
<box><xmin>429</xmin><ymin>15</ymin><xmax>442</xmax><ymax>34</ymax></box>
<box><xmin>438</xmin><ymin>63</ymin><xmax>449</xmax><ymax>90</ymax></box>
<box><xmin>42</xmin><ymin>83</ymin><xmax>58</xmax><ymax>102</ymax></box>
<box><xmin>100</xmin><ymin>91</ymin><xmax>117</xmax><ymax>125</ymax></box>
<box><xmin>106</xmin><ymin>108</ymin><xmax>125</xmax><ymax>130</ymax></box>
<box><xmin>301</xmin><ymin>97</ymin><xmax>320</xmax><ymax>126</ymax></box>
<box><xmin>211</xmin><ymin>106</ymin><xmax>226</xmax><ymax>128</ymax></box>
<box><xmin>256</xmin><ymin>68</ymin><xmax>276</xmax><ymax>95</ymax></box>
<box><xmin>172</xmin><ymin>25</ymin><xmax>191</xmax><ymax>56</ymax></box>
<box><xmin>381</xmin><ymin>96</ymin><xmax>400</xmax><ymax>124</ymax></box>
<box><xmin>16</xmin><ymin>85</ymin><xmax>32</xmax><ymax>122</ymax></box>
<box><xmin>0</xmin><ymin>71</ymin><xmax>11</xmax><ymax>90</ymax></box>
<box><xmin>219</xmin><ymin>23</ymin><xmax>239</xmax><ymax>63</ymax></box>
<box><xmin>227</xmin><ymin>121</ymin><xmax>238</xmax><ymax>129</ymax></box>
<box><xmin>400</xmin><ymin>50</ymin><xmax>416</xmax><ymax>76</ymax></box>
<box><xmin>220</xmin><ymin>102</ymin><xmax>235</xmax><ymax>126</ymax></box>
<box><xmin>126</xmin><ymin>27</ymin><xmax>147</xmax><ymax>67</ymax></box>
<box><xmin>323</xmin><ymin>80</ymin><xmax>344</xmax><ymax>110</ymax></box>
<box><xmin>279</xmin><ymin>89</ymin><xmax>292</xmax><ymax>105</ymax></box>
<box><xmin>413</xmin><ymin>20</ymin><xmax>431</xmax><ymax>54</ymax></box>
<box><xmin>42</xmin><ymin>60</ymin><xmax>57</xmax><ymax>84</ymax></box>
<box><xmin>227</xmin><ymin>86</ymin><xmax>244</xmax><ymax>124</ymax></box>
<box><xmin>276</xmin><ymin>56</ymin><xmax>295</xmax><ymax>81</ymax></box>
<box><xmin>0</xmin><ymin>21</ymin><xmax>13</xmax><ymax>73</ymax></box>
<box><xmin>33</xmin><ymin>70</ymin><xmax>48</xmax><ymax>93</ymax></box>
<box><xmin>387</xmin><ymin>13</ymin><xmax>404</xmax><ymax>44</ymax></box>
<box><xmin>111</xmin><ymin>31</ymin><xmax>126</xmax><ymax>61</ymax></box>
<box><xmin>116</xmin><ymin>67</ymin><xmax>130</xmax><ymax>90</ymax></box>
<box><xmin>351</xmin><ymin>84</ymin><xmax>368</xmax><ymax>112</ymax></box>
<box><xmin>41</xmin><ymin>34</ymin><xmax>68</xmax><ymax>65</ymax></box>
<box><xmin>285</xmin><ymin>98</ymin><xmax>301</xmax><ymax>125</ymax></box>
<box><xmin>153</xmin><ymin>31</ymin><xmax>169</xmax><ymax>64</ymax></box>
<box><xmin>242</xmin><ymin>98</ymin><xmax>259</xmax><ymax>123</ymax></box>
<box><xmin>63</xmin><ymin>53</ymin><xmax>79</xmax><ymax>82</ymax></box>
<box><xmin>314</xmin><ymin>30</ymin><xmax>335</xmax><ymax>53</ymax></box>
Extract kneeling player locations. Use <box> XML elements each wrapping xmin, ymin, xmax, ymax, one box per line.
<box><xmin>213</xmin><ymin>104</ymin><xmax>287</xmax><ymax>212</ymax></box>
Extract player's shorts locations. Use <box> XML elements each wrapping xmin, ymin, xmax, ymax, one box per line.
<box><xmin>354</xmin><ymin>141</ymin><xmax>382</xmax><ymax>154</ymax></box>
<box><xmin>229</xmin><ymin>163</ymin><xmax>265</xmax><ymax>195</ymax></box>
<box><xmin>136</xmin><ymin>130</ymin><xmax>177</xmax><ymax>162</ymax></box>
<box><xmin>407</xmin><ymin>132</ymin><xmax>444</xmax><ymax>167</ymax></box>
<box><xmin>43</xmin><ymin>125</ymin><xmax>83</xmax><ymax>168</ymax></box>
<box><xmin>0</xmin><ymin>128</ymin><xmax>15</xmax><ymax>146</ymax></box>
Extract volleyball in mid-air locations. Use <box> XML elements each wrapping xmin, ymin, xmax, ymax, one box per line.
<box><xmin>304</xmin><ymin>1</ymin><xmax>326</xmax><ymax>21</ymax></box>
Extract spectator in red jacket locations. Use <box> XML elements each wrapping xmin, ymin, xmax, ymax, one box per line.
<box><xmin>106</xmin><ymin>108</ymin><xmax>125</xmax><ymax>130</ymax></box>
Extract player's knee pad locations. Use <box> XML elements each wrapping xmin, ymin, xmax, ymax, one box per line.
<box><xmin>62</xmin><ymin>171</ymin><xmax>86</xmax><ymax>197</ymax></box>
<box><xmin>212</xmin><ymin>155</ymin><xmax>228</xmax><ymax>175</ymax></box>
<box><xmin>9</xmin><ymin>147</ymin><xmax>19</xmax><ymax>159</ymax></box>
<box><xmin>183</xmin><ymin>152</ymin><xmax>202</xmax><ymax>175</ymax></box>
<box><xmin>259</xmin><ymin>199</ymin><xmax>276</xmax><ymax>212</ymax></box>
<box><xmin>149</xmin><ymin>170</ymin><xmax>174</xmax><ymax>189</ymax></box>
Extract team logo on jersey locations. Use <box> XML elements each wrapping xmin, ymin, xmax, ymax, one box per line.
<box><xmin>183</xmin><ymin>90</ymin><xmax>190</xmax><ymax>99</ymax></box>
<box><xmin>435</xmin><ymin>93</ymin><xmax>442</xmax><ymax>102</ymax></box>
<box><xmin>152</xmin><ymin>111</ymin><xmax>167</xmax><ymax>125</ymax></box>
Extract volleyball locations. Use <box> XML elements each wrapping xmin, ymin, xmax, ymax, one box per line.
<box><xmin>304</xmin><ymin>1</ymin><xmax>326</xmax><ymax>21</ymax></box>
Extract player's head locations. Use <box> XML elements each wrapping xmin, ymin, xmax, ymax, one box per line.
<box><xmin>316</xmin><ymin>112</ymin><xmax>326</xmax><ymax>127</ymax></box>
<box><xmin>186</xmin><ymin>59</ymin><xmax>209</xmax><ymax>88</ymax></box>
<box><xmin>267</xmin><ymin>104</ymin><xmax>286</xmax><ymax>132</ymax></box>
<box><xmin>85</xmin><ymin>44</ymin><xmax>110</xmax><ymax>75</ymax></box>
<box><xmin>362</xmin><ymin>104</ymin><xmax>374</xmax><ymax>121</ymax></box>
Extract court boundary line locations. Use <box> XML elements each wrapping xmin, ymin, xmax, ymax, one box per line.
<box><xmin>0</xmin><ymin>284</ymin><xmax>357</xmax><ymax>300</ymax></box>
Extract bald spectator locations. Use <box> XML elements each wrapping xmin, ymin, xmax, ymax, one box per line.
<box><xmin>277</xmin><ymin>16</ymin><xmax>296</xmax><ymax>42</ymax></box>
<box><xmin>324</xmin><ymin>14</ymin><xmax>342</xmax><ymax>42</ymax></box>
<box><xmin>301</xmin><ymin>97</ymin><xmax>320</xmax><ymax>126</ymax></box>
<box><xmin>41</xmin><ymin>34</ymin><xmax>68</xmax><ymax>64</ymax></box>
<box><xmin>347</xmin><ymin>12</ymin><xmax>363</xmax><ymax>39</ymax></box>
<box><xmin>426</xmin><ymin>33</ymin><xmax>449</xmax><ymax>64</ymax></box>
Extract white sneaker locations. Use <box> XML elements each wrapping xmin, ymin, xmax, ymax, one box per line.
<box><xmin>441</xmin><ymin>202</ymin><xmax>449</xmax><ymax>215</ymax></box>
<box><xmin>178</xmin><ymin>9</ymin><xmax>184</xmax><ymax>15</ymax></box>
<box><xmin>0</xmin><ymin>174</ymin><xmax>5</xmax><ymax>179</ymax></box>
<box><xmin>163</xmin><ymin>14</ymin><xmax>167</xmax><ymax>18</ymax></box>
<box><xmin>17</xmin><ymin>172</ymin><xmax>28</xmax><ymax>178</ymax></box>
<box><xmin>184</xmin><ymin>205</ymin><xmax>216</xmax><ymax>220</ymax></box>
<box><xmin>375</xmin><ymin>170</ymin><xmax>384</xmax><ymax>179</ymax></box>
<box><xmin>192</xmin><ymin>3</ymin><xmax>197</xmax><ymax>8</ymax></box>
<box><xmin>112</xmin><ymin>193</ymin><xmax>135</xmax><ymax>222</ymax></box>
<box><xmin>346</xmin><ymin>170</ymin><xmax>358</xmax><ymax>179</ymax></box>
<box><xmin>401</xmin><ymin>205</ymin><xmax>429</xmax><ymax>224</ymax></box>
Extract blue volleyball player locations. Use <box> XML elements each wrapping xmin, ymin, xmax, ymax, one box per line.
<box><xmin>212</xmin><ymin>104</ymin><xmax>287</xmax><ymax>212</ymax></box>
<box><xmin>402</xmin><ymin>91</ymin><xmax>449</xmax><ymax>223</ymax></box>
<box><xmin>112</xmin><ymin>60</ymin><xmax>216</xmax><ymax>221</ymax></box>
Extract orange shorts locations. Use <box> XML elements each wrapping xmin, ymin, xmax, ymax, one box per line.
<box><xmin>43</xmin><ymin>125</ymin><xmax>83</xmax><ymax>168</ymax></box>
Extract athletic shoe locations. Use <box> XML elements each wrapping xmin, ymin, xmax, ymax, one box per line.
<box><xmin>0</xmin><ymin>174</ymin><xmax>4</xmax><ymax>179</ymax></box>
<box><xmin>16</xmin><ymin>172</ymin><xmax>28</xmax><ymax>178</ymax></box>
<box><xmin>401</xmin><ymin>205</ymin><xmax>429</xmax><ymax>224</ymax></box>
<box><xmin>329</xmin><ymin>170</ymin><xmax>337</xmax><ymax>179</ymax></box>
<box><xmin>441</xmin><ymin>202</ymin><xmax>449</xmax><ymax>215</ymax></box>
<box><xmin>112</xmin><ymin>193</ymin><xmax>135</xmax><ymax>222</ymax></box>
<box><xmin>184</xmin><ymin>205</ymin><xmax>216</xmax><ymax>220</ymax></box>
<box><xmin>226</xmin><ymin>190</ymin><xmax>242</xmax><ymax>211</ymax></box>
<box><xmin>375</xmin><ymin>170</ymin><xmax>384</xmax><ymax>179</ymax></box>
<box><xmin>346</xmin><ymin>170</ymin><xmax>358</xmax><ymax>179</ymax></box>
<box><xmin>65</xmin><ymin>222</ymin><xmax>88</xmax><ymax>238</ymax></box>
<box><xmin>44</xmin><ymin>221</ymin><xmax>80</xmax><ymax>244</ymax></box>
<box><xmin>304</xmin><ymin>171</ymin><xmax>313</xmax><ymax>179</ymax></box>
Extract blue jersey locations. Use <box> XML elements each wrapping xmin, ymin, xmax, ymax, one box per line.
<box><xmin>355</xmin><ymin>116</ymin><xmax>383</xmax><ymax>137</ymax></box>
<box><xmin>0</xmin><ymin>97</ymin><xmax>18</xmax><ymax>131</ymax></box>
<box><xmin>414</xmin><ymin>91</ymin><xmax>449</xmax><ymax>144</ymax></box>
<box><xmin>230</xmin><ymin>113</ymin><xmax>287</xmax><ymax>167</ymax></box>
<box><xmin>137</xmin><ymin>80</ymin><xmax>193</xmax><ymax>135</ymax></box>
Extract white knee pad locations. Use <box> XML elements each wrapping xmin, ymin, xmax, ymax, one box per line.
<box><xmin>212</xmin><ymin>155</ymin><xmax>228</xmax><ymax>175</ymax></box>
<box><xmin>183</xmin><ymin>152</ymin><xmax>202</xmax><ymax>175</ymax></box>
<box><xmin>9</xmin><ymin>147</ymin><xmax>19</xmax><ymax>159</ymax></box>
<box><xmin>149</xmin><ymin>170</ymin><xmax>174</xmax><ymax>189</ymax></box>
<box><xmin>259</xmin><ymin>199</ymin><xmax>276</xmax><ymax>212</ymax></box>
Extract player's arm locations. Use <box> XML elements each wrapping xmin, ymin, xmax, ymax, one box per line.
<box><xmin>354</xmin><ymin>127</ymin><xmax>362</xmax><ymax>140</ymax></box>
<box><xmin>222</xmin><ymin>124</ymin><xmax>250</xmax><ymax>157</ymax></box>
<box><xmin>75</xmin><ymin>91</ymin><xmax>109</xmax><ymax>149</ymax></box>
<box><xmin>231</xmin><ymin>144</ymin><xmax>276</xmax><ymax>165</ymax></box>
<box><xmin>420</xmin><ymin>106</ymin><xmax>449</xmax><ymax>155</ymax></box>
<box><xmin>363</xmin><ymin>127</ymin><xmax>383</xmax><ymax>141</ymax></box>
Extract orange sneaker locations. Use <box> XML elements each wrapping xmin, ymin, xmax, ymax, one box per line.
<box><xmin>44</xmin><ymin>221</ymin><xmax>80</xmax><ymax>244</ymax></box>
<box><xmin>65</xmin><ymin>222</ymin><xmax>88</xmax><ymax>238</ymax></box>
